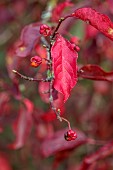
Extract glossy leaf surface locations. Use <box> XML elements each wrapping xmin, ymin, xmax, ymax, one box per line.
<box><xmin>73</xmin><ymin>7</ymin><xmax>113</xmax><ymax>41</ymax></box>
<box><xmin>51</xmin><ymin>34</ymin><xmax>78</xmax><ymax>102</ymax></box>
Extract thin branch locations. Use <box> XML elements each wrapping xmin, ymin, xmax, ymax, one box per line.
<box><xmin>51</xmin><ymin>15</ymin><xmax>72</xmax><ymax>40</ymax></box>
<box><xmin>12</xmin><ymin>70</ymin><xmax>46</xmax><ymax>82</ymax></box>
<box><xmin>46</xmin><ymin>15</ymin><xmax>73</xmax><ymax>122</ymax></box>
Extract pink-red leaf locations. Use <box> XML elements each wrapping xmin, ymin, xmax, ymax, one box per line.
<box><xmin>51</xmin><ymin>34</ymin><xmax>78</xmax><ymax>102</ymax></box>
<box><xmin>16</xmin><ymin>23</ymin><xmax>40</xmax><ymax>57</ymax></box>
<box><xmin>41</xmin><ymin>128</ymin><xmax>87</xmax><ymax>157</ymax></box>
<box><xmin>78</xmin><ymin>64</ymin><xmax>113</xmax><ymax>81</ymax></box>
<box><xmin>72</xmin><ymin>7</ymin><xmax>113</xmax><ymax>41</ymax></box>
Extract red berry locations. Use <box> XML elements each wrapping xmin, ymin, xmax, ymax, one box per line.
<box><xmin>64</xmin><ymin>129</ymin><xmax>77</xmax><ymax>141</ymax></box>
<box><xmin>39</xmin><ymin>24</ymin><xmax>51</xmax><ymax>36</ymax></box>
<box><xmin>30</xmin><ymin>56</ymin><xmax>42</xmax><ymax>68</ymax></box>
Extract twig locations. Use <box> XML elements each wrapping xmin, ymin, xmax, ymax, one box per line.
<box><xmin>46</xmin><ymin>15</ymin><xmax>72</xmax><ymax>121</ymax></box>
<box><xmin>12</xmin><ymin>70</ymin><xmax>46</xmax><ymax>82</ymax></box>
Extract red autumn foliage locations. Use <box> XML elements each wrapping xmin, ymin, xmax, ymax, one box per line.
<box><xmin>51</xmin><ymin>34</ymin><xmax>78</xmax><ymax>102</ymax></box>
<box><xmin>40</xmin><ymin>128</ymin><xmax>87</xmax><ymax>158</ymax></box>
<box><xmin>78</xmin><ymin>64</ymin><xmax>113</xmax><ymax>81</ymax></box>
<box><xmin>1</xmin><ymin>1</ymin><xmax>113</xmax><ymax>170</ymax></box>
<box><xmin>16</xmin><ymin>23</ymin><xmax>41</xmax><ymax>57</ymax></box>
<box><xmin>72</xmin><ymin>7</ymin><xmax>113</xmax><ymax>41</ymax></box>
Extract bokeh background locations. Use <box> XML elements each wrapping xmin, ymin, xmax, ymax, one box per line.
<box><xmin>0</xmin><ymin>0</ymin><xmax>113</xmax><ymax>170</ymax></box>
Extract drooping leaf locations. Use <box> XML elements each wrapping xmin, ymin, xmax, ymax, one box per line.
<box><xmin>51</xmin><ymin>34</ymin><xmax>78</xmax><ymax>102</ymax></box>
<box><xmin>8</xmin><ymin>98</ymin><xmax>33</xmax><ymax>149</ymax></box>
<box><xmin>16</xmin><ymin>23</ymin><xmax>40</xmax><ymax>57</ymax></box>
<box><xmin>78</xmin><ymin>64</ymin><xmax>113</xmax><ymax>81</ymax></box>
<box><xmin>72</xmin><ymin>7</ymin><xmax>113</xmax><ymax>41</ymax></box>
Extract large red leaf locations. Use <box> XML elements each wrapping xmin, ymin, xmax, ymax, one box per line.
<box><xmin>78</xmin><ymin>64</ymin><xmax>113</xmax><ymax>81</ymax></box>
<box><xmin>72</xmin><ymin>7</ymin><xmax>113</xmax><ymax>41</ymax></box>
<box><xmin>51</xmin><ymin>34</ymin><xmax>78</xmax><ymax>102</ymax></box>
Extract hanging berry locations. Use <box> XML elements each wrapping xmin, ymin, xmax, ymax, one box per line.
<box><xmin>64</xmin><ymin>129</ymin><xmax>77</xmax><ymax>141</ymax></box>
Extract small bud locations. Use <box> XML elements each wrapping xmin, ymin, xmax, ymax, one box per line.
<box><xmin>40</xmin><ymin>24</ymin><xmax>51</xmax><ymax>36</ymax></box>
<box><xmin>70</xmin><ymin>36</ymin><xmax>80</xmax><ymax>45</ymax></box>
<box><xmin>64</xmin><ymin>129</ymin><xmax>77</xmax><ymax>141</ymax></box>
<box><xmin>71</xmin><ymin>43</ymin><xmax>80</xmax><ymax>52</ymax></box>
<box><xmin>74</xmin><ymin>45</ymin><xmax>80</xmax><ymax>52</ymax></box>
<box><xmin>30</xmin><ymin>56</ymin><xmax>42</xmax><ymax>68</ymax></box>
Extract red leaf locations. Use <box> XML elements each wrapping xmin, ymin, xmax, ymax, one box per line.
<box><xmin>78</xmin><ymin>64</ymin><xmax>113</xmax><ymax>81</ymax></box>
<box><xmin>0</xmin><ymin>153</ymin><xmax>12</xmax><ymax>170</ymax></box>
<box><xmin>16</xmin><ymin>23</ymin><xmax>40</xmax><ymax>57</ymax></box>
<box><xmin>41</xmin><ymin>128</ymin><xmax>87</xmax><ymax>157</ymax></box>
<box><xmin>51</xmin><ymin>34</ymin><xmax>78</xmax><ymax>102</ymax></box>
<box><xmin>72</xmin><ymin>7</ymin><xmax>113</xmax><ymax>41</ymax></box>
<box><xmin>79</xmin><ymin>140</ymin><xmax>113</xmax><ymax>170</ymax></box>
<box><xmin>8</xmin><ymin>98</ymin><xmax>33</xmax><ymax>149</ymax></box>
<box><xmin>51</xmin><ymin>1</ymin><xmax>73</xmax><ymax>22</ymax></box>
